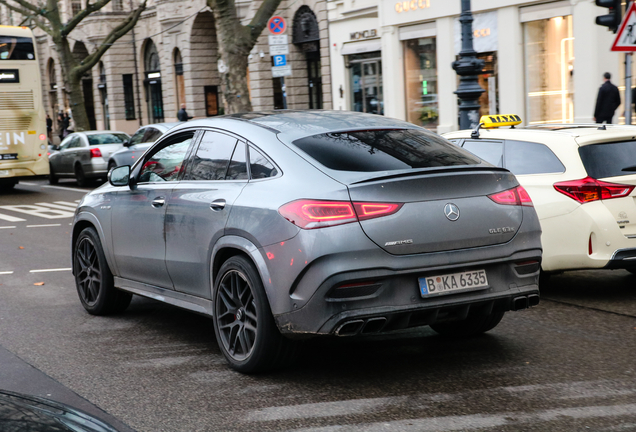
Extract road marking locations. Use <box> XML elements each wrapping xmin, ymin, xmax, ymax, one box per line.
<box><xmin>0</xmin><ymin>205</ymin><xmax>74</xmax><ymax>219</ymax></box>
<box><xmin>26</xmin><ymin>224</ymin><xmax>62</xmax><ymax>228</ymax></box>
<box><xmin>0</xmin><ymin>271</ymin><xmax>13</xmax><ymax>275</ymax></box>
<box><xmin>288</xmin><ymin>403</ymin><xmax>636</xmax><ymax>432</ymax></box>
<box><xmin>53</xmin><ymin>201</ymin><xmax>79</xmax><ymax>207</ymax></box>
<box><xmin>35</xmin><ymin>202</ymin><xmax>78</xmax><ymax>211</ymax></box>
<box><xmin>0</xmin><ymin>213</ymin><xmax>26</xmax><ymax>222</ymax></box>
<box><xmin>42</xmin><ymin>185</ymin><xmax>91</xmax><ymax>192</ymax></box>
<box><xmin>0</xmin><ymin>226</ymin><xmax>16</xmax><ymax>229</ymax></box>
<box><xmin>29</xmin><ymin>268</ymin><xmax>72</xmax><ymax>273</ymax></box>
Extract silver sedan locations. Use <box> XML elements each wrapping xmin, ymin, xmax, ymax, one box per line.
<box><xmin>49</xmin><ymin>131</ymin><xmax>129</xmax><ymax>186</ymax></box>
<box><xmin>107</xmin><ymin>122</ymin><xmax>180</xmax><ymax>171</ymax></box>
<box><xmin>71</xmin><ymin>111</ymin><xmax>542</xmax><ymax>373</ymax></box>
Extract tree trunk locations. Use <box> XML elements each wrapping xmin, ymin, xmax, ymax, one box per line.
<box><xmin>56</xmin><ymin>37</ymin><xmax>91</xmax><ymax>131</ymax></box>
<box><xmin>219</xmin><ymin>50</ymin><xmax>252</xmax><ymax>114</ymax></box>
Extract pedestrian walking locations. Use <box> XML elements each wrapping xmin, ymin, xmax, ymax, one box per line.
<box><xmin>62</xmin><ymin>113</ymin><xmax>70</xmax><ymax>137</ymax></box>
<box><xmin>46</xmin><ymin>114</ymin><xmax>52</xmax><ymax>142</ymax></box>
<box><xmin>177</xmin><ymin>103</ymin><xmax>192</xmax><ymax>122</ymax></box>
<box><xmin>594</xmin><ymin>72</ymin><xmax>621</xmax><ymax>124</ymax></box>
<box><xmin>57</xmin><ymin>112</ymin><xmax>64</xmax><ymax>141</ymax></box>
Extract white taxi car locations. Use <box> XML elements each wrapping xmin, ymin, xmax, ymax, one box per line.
<box><xmin>444</xmin><ymin>115</ymin><xmax>636</xmax><ymax>277</ymax></box>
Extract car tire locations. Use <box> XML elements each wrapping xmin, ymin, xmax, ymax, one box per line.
<box><xmin>48</xmin><ymin>164</ymin><xmax>58</xmax><ymax>185</ymax></box>
<box><xmin>429</xmin><ymin>309</ymin><xmax>505</xmax><ymax>338</ymax></box>
<box><xmin>75</xmin><ymin>164</ymin><xmax>87</xmax><ymax>187</ymax></box>
<box><xmin>539</xmin><ymin>270</ymin><xmax>551</xmax><ymax>288</ymax></box>
<box><xmin>108</xmin><ymin>161</ymin><xmax>117</xmax><ymax>173</ymax></box>
<box><xmin>213</xmin><ymin>255</ymin><xmax>297</xmax><ymax>373</ymax></box>
<box><xmin>74</xmin><ymin>227</ymin><xmax>132</xmax><ymax>315</ymax></box>
<box><xmin>0</xmin><ymin>180</ymin><xmax>16</xmax><ymax>191</ymax></box>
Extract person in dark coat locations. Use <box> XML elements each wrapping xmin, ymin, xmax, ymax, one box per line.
<box><xmin>177</xmin><ymin>103</ymin><xmax>192</xmax><ymax>122</ymax></box>
<box><xmin>594</xmin><ymin>72</ymin><xmax>621</xmax><ymax>124</ymax></box>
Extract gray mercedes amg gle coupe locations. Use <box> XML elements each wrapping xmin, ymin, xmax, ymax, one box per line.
<box><xmin>72</xmin><ymin>111</ymin><xmax>542</xmax><ymax>373</ymax></box>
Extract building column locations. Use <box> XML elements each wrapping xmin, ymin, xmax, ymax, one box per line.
<box><xmin>497</xmin><ymin>6</ymin><xmax>525</xmax><ymax>122</ymax></box>
<box><xmin>437</xmin><ymin>17</ymin><xmax>458</xmax><ymax>133</ymax></box>
<box><xmin>381</xmin><ymin>25</ymin><xmax>405</xmax><ymax>120</ymax></box>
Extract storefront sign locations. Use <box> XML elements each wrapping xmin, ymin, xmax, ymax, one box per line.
<box><xmin>454</xmin><ymin>11</ymin><xmax>497</xmax><ymax>54</ymax></box>
<box><xmin>395</xmin><ymin>0</ymin><xmax>430</xmax><ymax>14</ymax></box>
<box><xmin>350</xmin><ymin>29</ymin><xmax>378</xmax><ymax>40</ymax></box>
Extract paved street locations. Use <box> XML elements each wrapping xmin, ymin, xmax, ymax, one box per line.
<box><xmin>0</xmin><ymin>180</ymin><xmax>635</xmax><ymax>431</ymax></box>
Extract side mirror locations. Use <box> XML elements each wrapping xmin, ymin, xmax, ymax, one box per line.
<box><xmin>108</xmin><ymin>165</ymin><xmax>130</xmax><ymax>187</ymax></box>
<box><xmin>123</xmin><ymin>140</ymin><xmax>131</xmax><ymax>147</ymax></box>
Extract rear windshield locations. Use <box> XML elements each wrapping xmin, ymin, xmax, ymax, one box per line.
<box><xmin>0</xmin><ymin>36</ymin><xmax>35</xmax><ymax>60</ymax></box>
<box><xmin>87</xmin><ymin>133</ymin><xmax>129</xmax><ymax>146</ymax></box>
<box><xmin>579</xmin><ymin>141</ymin><xmax>636</xmax><ymax>178</ymax></box>
<box><xmin>292</xmin><ymin>129</ymin><xmax>481</xmax><ymax>172</ymax></box>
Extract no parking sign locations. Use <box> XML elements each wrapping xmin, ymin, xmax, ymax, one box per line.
<box><xmin>268</xmin><ymin>16</ymin><xmax>287</xmax><ymax>35</ymax></box>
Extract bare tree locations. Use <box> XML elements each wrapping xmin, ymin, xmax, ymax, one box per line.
<box><xmin>0</xmin><ymin>0</ymin><xmax>147</xmax><ymax>130</ymax></box>
<box><xmin>208</xmin><ymin>0</ymin><xmax>283</xmax><ymax>114</ymax></box>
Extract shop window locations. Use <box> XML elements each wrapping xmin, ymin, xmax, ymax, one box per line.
<box><xmin>205</xmin><ymin>86</ymin><xmax>219</xmax><ymax>116</ymax></box>
<box><xmin>347</xmin><ymin>52</ymin><xmax>383</xmax><ymax>115</ymax></box>
<box><xmin>404</xmin><ymin>37</ymin><xmax>438</xmax><ymax>130</ymax></box>
<box><xmin>174</xmin><ymin>49</ymin><xmax>185</xmax><ymax>111</ymax></box>
<box><xmin>524</xmin><ymin>15</ymin><xmax>574</xmax><ymax>124</ymax></box>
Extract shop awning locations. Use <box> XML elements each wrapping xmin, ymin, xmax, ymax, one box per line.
<box><xmin>341</xmin><ymin>39</ymin><xmax>382</xmax><ymax>56</ymax></box>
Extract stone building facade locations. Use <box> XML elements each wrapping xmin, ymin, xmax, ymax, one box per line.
<box><xmin>0</xmin><ymin>0</ymin><xmax>332</xmax><ymax>135</ymax></box>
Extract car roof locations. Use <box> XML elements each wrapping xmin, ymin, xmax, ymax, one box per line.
<box><xmin>142</xmin><ymin>122</ymin><xmax>181</xmax><ymax>132</ymax></box>
<box><xmin>171</xmin><ymin>110</ymin><xmax>420</xmax><ymax>141</ymax></box>
<box><xmin>443</xmin><ymin>123</ymin><xmax>636</xmax><ymax>147</ymax></box>
<box><xmin>78</xmin><ymin>130</ymin><xmax>129</xmax><ymax>136</ymax></box>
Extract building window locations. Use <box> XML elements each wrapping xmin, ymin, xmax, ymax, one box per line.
<box><xmin>71</xmin><ymin>1</ymin><xmax>82</xmax><ymax>16</ymax></box>
<box><xmin>123</xmin><ymin>74</ymin><xmax>136</xmax><ymax>120</ymax></box>
<box><xmin>347</xmin><ymin>51</ymin><xmax>383</xmax><ymax>115</ymax></box>
<box><xmin>112</xmin><ymin>0</ymin><xmax>123</xmax><ymax>11</ymax></box>
<box><xmin>524</xmin><ymin>15</ymin><xmax>574</xmax><ymax>124</ymax></box>
<box><xmin>144</xmin><ymin>39</ymin><xmax>164</xmax><ymax>123</ymax></box>
<box><xmin>404</xmin><ymin>37</ymin><xmax>438</xmax><ymax>130</ymax></box>
<box><xmin>174</xmin><ymin>49</ymin><xmax>185</xmax><ymax>110</ymax></box>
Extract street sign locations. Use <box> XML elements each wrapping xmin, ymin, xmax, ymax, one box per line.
<box><xmin>270</xmin><ymin>44</ymin><xmax>289</xmax><ymax>55</ymax></box>
<box><xmin>268</xmin><ymin>35</ymin><xmax>288</xmax><ymax>46</ymax></box>
<box><xmin>272</xmin><ymin>65</ymin><xmax>292</xmax><ymax>77</ymax></box>
<box><xmin>268</xmin><ymin>16</ymin><xmax>287</xmax><ymax>35</ymax></box>
<box><xmin>273</xmin><ymin>55</ymin><xmax>287</xmax><ymax>67</ymax></box>
<box><xmin>612</xmin><ymin>2</ymin><xmax>636</xmax><ymax>51</ymax></box>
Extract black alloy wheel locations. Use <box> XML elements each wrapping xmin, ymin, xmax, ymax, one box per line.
<box><xmin>75</xmin><ymin>164</ymin><xmax>87</xmax><ymax>187</ymax></box>
<box><xmin>213</xmin><ymin>256</ymin><xmax>298</xmax><ymax>373</ymax></box>
<box><xmin>216</xmin><ymin>269</ymin><xmax>258</xmax><ymax>362</ymax></box>
<box><xmin>74</xmin><ymin>227</ymin><xmax>132</xmax><ymax>315</ymax></box>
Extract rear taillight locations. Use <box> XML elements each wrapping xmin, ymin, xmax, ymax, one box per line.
<box><xmin>553</xmin><ymin>176</ymin><xmax>634</xmax><ymax>203</ymax></box>
<box><xmin>278</xmin><ymin>200</ymin><xmax>402</xmax><ymax>229</ymax></box>
<box><xmin>90</xmin><ymin>148</ymin><xmax>102</xmax><ymax>158</ymax></box>
<box><xmin>488</xmin><ymin>186</ymin><xmax>533</xmax><ymax>207</ymax></box>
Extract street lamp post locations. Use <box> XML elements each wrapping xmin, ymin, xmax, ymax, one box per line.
<box><xmin>452</xmin><ymin>0</ymin><xmax>485</xmax><ymax>130</ymax></box>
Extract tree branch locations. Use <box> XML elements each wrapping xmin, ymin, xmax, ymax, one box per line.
<box><xmin>75</xmin><ymin>1</ymin><xmax>146</xmax><ymax>76</ymax></box>
<box><xmin>0</xmin><ymin>0</ymin><xmax>53</xmax><ymax>35</ymax></box>
<box><xmin>62</xmin><ymin>0</ymin><xmax>112</xmax><ymax>37</ymax></box>
<box><xmin>4</xmin><ymin>0</ymin><xmax>41</xmax><ymax>15</ymax></box>
<box><xmin>248</xmin><ymin>0</ymin><xmax>283</xmax><ymax>46</ymax></box>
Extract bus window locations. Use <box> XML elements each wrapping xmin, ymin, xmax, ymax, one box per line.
<box><xmin>0</xmin><ymin>36</ymin><xmax>35</xmax><ymax>61</ymax></box>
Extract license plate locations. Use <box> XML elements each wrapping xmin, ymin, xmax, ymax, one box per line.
<box><xmin>0</xmin><ymin>154</ymin><xmax>17</xmax><ymax>160</ymax></box>
<box><xmin>419</xmin><ymin>269</ymin><xmax>488</xmax><ymax>297</ymax></box>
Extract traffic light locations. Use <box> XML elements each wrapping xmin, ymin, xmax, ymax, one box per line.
<box><xmin>595</xmin><ymin>0</ymin><xmax>622</xmax><ymax>33</ymax></box>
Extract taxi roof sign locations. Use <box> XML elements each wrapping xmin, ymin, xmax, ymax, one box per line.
<box><xmin>480</xmin><ymin>114</ymin><xmax>522</xmax><ymax>129</ymax></box>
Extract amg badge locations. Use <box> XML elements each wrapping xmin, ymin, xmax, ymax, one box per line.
<box><xmin>489</xmin><ymin>227</ymin><xmax>515</xmax><ymax>234</ymax></box>
<box><xmin>385</xmin><ymin>239</ymin><xmax>413</xmax><ymax>246</ymax></box>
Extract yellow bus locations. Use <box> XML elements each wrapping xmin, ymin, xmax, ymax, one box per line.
<box><xmin>0</xmin><ymin>25</ymin><xmax>48</xmax><ymax>191</ymax></box>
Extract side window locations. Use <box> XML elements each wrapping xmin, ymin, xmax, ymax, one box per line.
<box><xmin>186</xmin><ymin>131</ymin><xmax>238</xmax><ymax>181</ymax></box>
<box><xmin>505</xmin><ymin>140</ymin><xmax>565</xmax><ymax>175</ymax></box>
<box><xmin>249</xmin><ymin>146</ymin><xmax>278</xmax><ymax>179</ymax></box>
<box><xmin>226</xmin><ymin>141</ymin><xmax>248</xmax><ymax>180</ymax></box>
<box><xmin>143</xmin><ymin>128</ymin><xmax>163</xmax><ymax>143</ymax></box>
<box><xmin>138</xmin><ymin>133</ymin><xmax>194</xmax><ymax>183</ymax></box>
<box><xmin>59</xmin><ymin>135</ymin><xmax>75</xmax><ymax>150</ymax></box>
<box><xmin>129</xmin><ymin>129</ymin><xmax>146</xmax><ymax>145</ymax></box>
<box><xmin>462</xmin><ymin>140</ymin><xmax>504</xmax><ymax>167</ymax></box>
<box><xmin>68</xmin><ymin>136</ymin><xmax>83</xmax><ymax>149</ymax></box>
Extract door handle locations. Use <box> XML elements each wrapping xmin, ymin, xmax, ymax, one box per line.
<box><xmin>210</xmin><ymin>199</ymin><xmax>226</xmax><ymax>211</ymax></box>
<box><xmin>151</xmin><ymin>197</ymin><xmax>165</xmax><ymax>208</ymax></box>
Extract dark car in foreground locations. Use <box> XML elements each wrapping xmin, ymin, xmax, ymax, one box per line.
<box><xmin>71</xmin><ymin>110</ymin><xmax>542</xmax><ymax>373</ymax></box>
<box><xmin>0</xmin><ymin>390</ymin><xmax>119</xmax><ymax>432</ymax></box>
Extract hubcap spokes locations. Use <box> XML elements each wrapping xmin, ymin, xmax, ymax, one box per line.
<box><xmin>216</xmin><ymin>270</ymin><xmax>257</xmax><ymax>361</ymax></box>
<box><xmin>76</xmin><ymin>238</ymin><xmax>101</xmax><ymax>305</ymax></box>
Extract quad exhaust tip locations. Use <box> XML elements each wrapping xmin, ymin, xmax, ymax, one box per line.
<box><xmin>335</xmin><ymin>317</ymin><xmax>388</xmax><ymax>336</ymax></box>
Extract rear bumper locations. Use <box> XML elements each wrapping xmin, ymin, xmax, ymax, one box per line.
<box><xmin>604</xmin><ymin>248</ymin><xmax>636</xmax><ymax>270</ymax></box>
<box><xmin>82</xmin><ymin>159</ymin><xmax>108</xmax><ymax>177</ymax></box>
